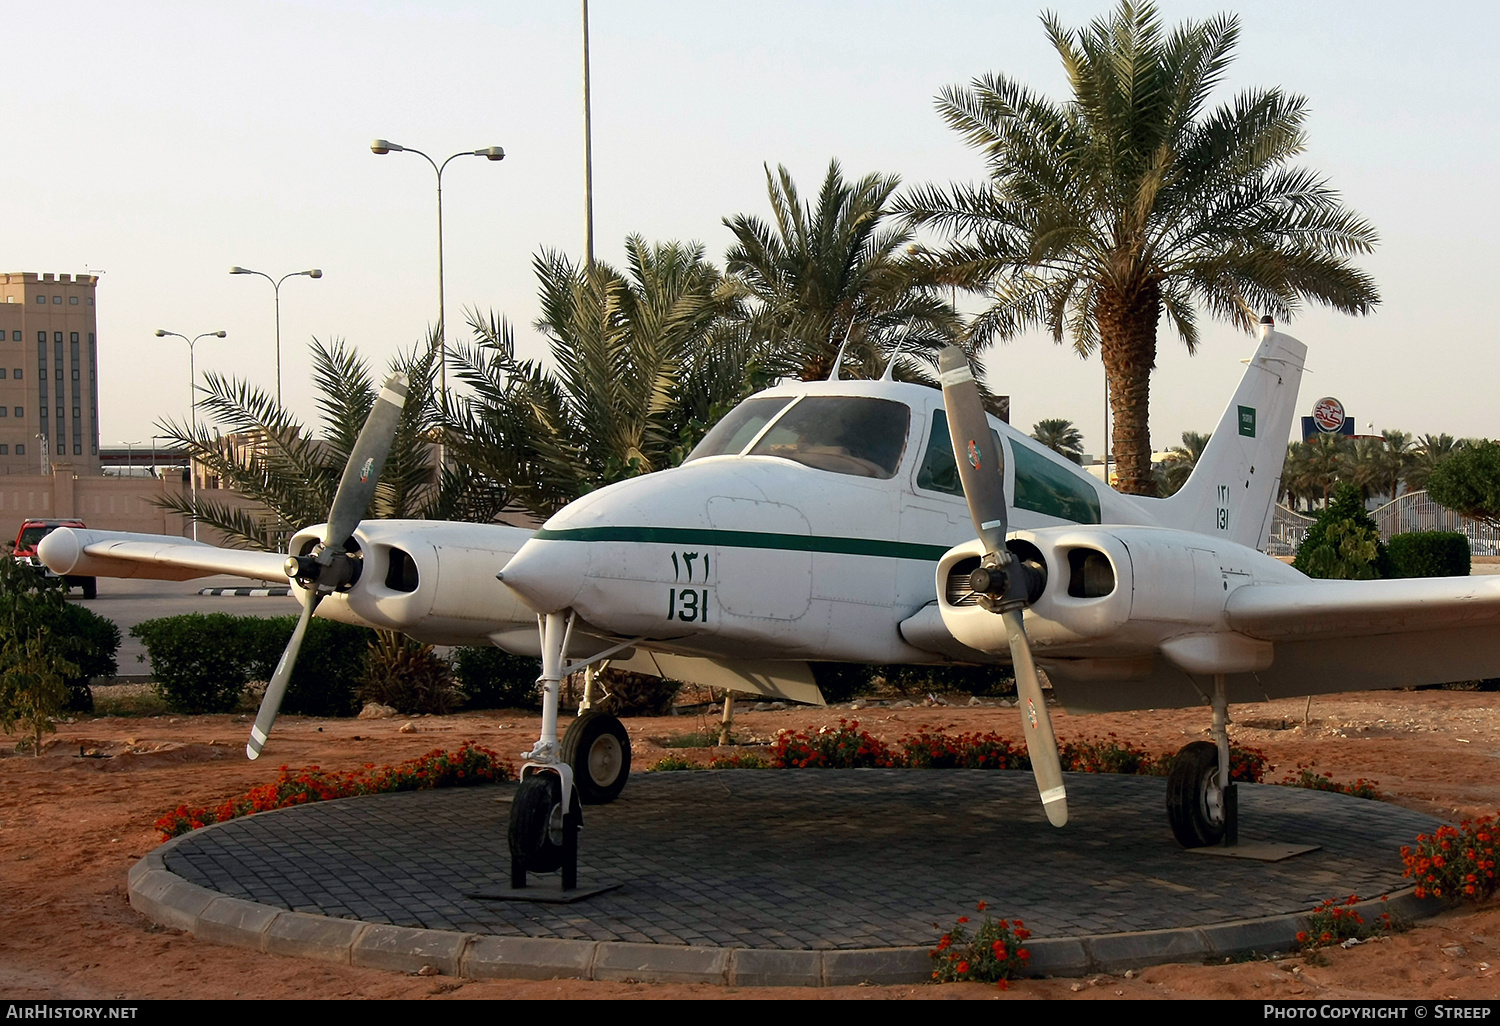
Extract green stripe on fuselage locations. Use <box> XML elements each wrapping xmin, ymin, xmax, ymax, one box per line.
<box><xmin>532</xmin><ymin>526</ymin><xmax>950</xmax><ymax>562</ymax></box>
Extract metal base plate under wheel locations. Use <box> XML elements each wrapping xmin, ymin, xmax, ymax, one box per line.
<box><xmin>1166</xmin><ymin>741</ymin><xmax>1226</xmax><ymax>848</ymax></box>
<box><xmin>560</xmin><ymin>710</ymin><xmax>631</xmax><ymax>805</ymax></box>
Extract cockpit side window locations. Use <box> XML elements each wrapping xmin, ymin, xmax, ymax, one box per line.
<box><xmin>917</xmin><ymin>409</ymin><xmax>1102</xmax><ymax>524</ymax></box>
<box><xmin>747</xmin><ymin>396</ymin><xmax>910</xmax><ymax>479</ymax></box>
<box><xmin>685</xmin><ymin>397</ymin><xmax>793</xmax><ymax>462</ymax></box>
<box><xmin>917</xmin><ymin>409</ymin><xmax>997</xmax><ymax>497</ymax></box>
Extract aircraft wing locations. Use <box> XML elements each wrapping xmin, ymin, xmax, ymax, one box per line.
<box><xmin>38</xmin><ymin>528</ymin><xmax>289</xmax><ymax>583</ymax></box>
<box><xmin>1225</xmin><ymin>575</ymin><xmax>1500</xmax><ymax>640</ymax></box>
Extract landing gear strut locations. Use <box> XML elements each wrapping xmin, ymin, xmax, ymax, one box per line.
<box><xmin>506</xmin><ymin>611</ymin><xmax>642</xmax><ymax>890</ymax></box>
<box><xmin>1166</xmin><ymin>673</ymin><xmax>1238</xmax><ymax>848</ymax></box>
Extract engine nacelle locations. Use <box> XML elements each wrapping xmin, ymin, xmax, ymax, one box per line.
<box><xmin>289</xmin><ymin>519</ymin><xmax>537</xmax><ymax>645</ymax></box>
<box><xmin>937</xmin><ymin>525</ymin><xmax>1295</xmax><ymax>668</ymax></box>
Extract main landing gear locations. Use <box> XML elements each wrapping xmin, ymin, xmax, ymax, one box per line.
<box><xmin>1165</xmin><ymin>673</ymin><xmax>1238</xmax><ymax>849</ymax></box>
<box><xmin>507</xmin><ymin>611</ymin><xmax>637</xmax><ymax>891</ymax></box>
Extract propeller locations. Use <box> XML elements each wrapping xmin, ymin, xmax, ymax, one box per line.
<box><xmin>247</xmin><ymin>373</ymin><xmax>411</xmax><ymax>760</ymax></box>
<box><xmin>937</xmin><ymin>347</ymin><xmax>1067</xmax><ymax>827</ymax></box>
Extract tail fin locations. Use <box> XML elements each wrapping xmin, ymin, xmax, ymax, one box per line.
<box><xmin>1154</xmin><ymin>321</ymin><xmax>1307</xmax><ymax>550</ymax></box>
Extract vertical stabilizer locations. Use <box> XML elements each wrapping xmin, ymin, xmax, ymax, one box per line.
<box><xmin>1154</xmin><ymin>321</ymin><xmax>1306</xmax><ymax>550</ymax></box>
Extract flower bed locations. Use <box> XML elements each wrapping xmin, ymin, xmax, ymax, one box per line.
<box><xmin>154</xmin><ymin>742</ymin><xmax>511</xmax><ymax>839</ymax></box>
<box><xmin>1403</xmin><ymin>816</ymin><xmax>1499</xmax><ymax>901</ymax></box>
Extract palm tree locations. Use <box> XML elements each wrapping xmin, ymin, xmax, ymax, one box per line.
<box><xmin>1407</xmin><ymin>433</ymin><xmax>1464</xmax><ymax>493</ymax></box>
<box><xmin>447</xmin><ymin>238</ymin><xmax>747</xmax><ymax>517</ymax></box>
<box><xmin>155</xmin><ymin>338</ymin><xmax>501</xmax><ymax>549</ymax></box>
<box><xmin>899</xmin><ymin>1</ymin><xmax>1379</xmax><ymax>495</ymax></box>
<box><xmin>1376</xmin><ymin>429</ymin><xmax>1414</xmax><ymax>503</ymax></box>
<box><xmin>1159</xmin><ymin>430</ymin><xmax>1211</xmax><ymax>496</ymax></box>
<box><xmin>1030</xmin><ymin>418</ymin><xmax>1085</xmax><ymax>464</ymax></box>
<box><xmin>723</xmin><ymin>160</ymin><xmax>962</xmax><ymax>382</ymax></box>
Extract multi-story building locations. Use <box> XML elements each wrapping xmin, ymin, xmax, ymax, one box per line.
<box><xmin>0</xmin><ymin>272</ymin><xmax>101</xmax><ymax>475</ymax></box>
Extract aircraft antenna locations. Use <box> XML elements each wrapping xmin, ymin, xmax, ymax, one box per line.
<box><xmin>881</xmin><ymin>327</ymin><xmax>914</xmax><ymax>381</ymax></box>
<box><xmin>827</xmin><ymin>322</ymin><xmax>855</xmax><ymax>381</ymax></box>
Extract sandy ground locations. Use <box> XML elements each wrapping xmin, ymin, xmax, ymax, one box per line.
<box><xmin>4</xmin><ymin>689</ymin><xmax>1500</xmax><ymax>1001</ymax></box>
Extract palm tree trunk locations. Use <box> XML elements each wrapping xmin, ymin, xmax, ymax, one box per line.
<box><xmin>1097</xmin><ymin>285</ymin><xmax>1160</xmax><ymax>496</ymax></box>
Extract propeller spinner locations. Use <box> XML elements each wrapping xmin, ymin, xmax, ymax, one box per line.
<box><xmin>936</xmin><ymin>347</ymin><xmax>1067</xmax><ymax>827</ymax></box>
<box><xmin>247</xmin><ymin>373</ymin><xmax>411</xmax><ymax>760</ymax></box>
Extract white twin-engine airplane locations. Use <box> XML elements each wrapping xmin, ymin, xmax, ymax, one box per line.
<box><xmin>39</xmin><ymin>318</ymin><xmax>1500</xmax><ymax>873</ymax></box>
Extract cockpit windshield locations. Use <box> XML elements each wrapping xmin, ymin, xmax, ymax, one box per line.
<box><xmin>747</xmin><ymin>396</ymin><xmax>910</xmax><ymax>479</ymax></box>
<box><xmin>684</xmin><ymin>397</ymin><xmax>792</xmax><ymax>462</ymax></box>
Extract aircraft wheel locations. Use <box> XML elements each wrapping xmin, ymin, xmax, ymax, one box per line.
<box><xmin>561</xmin><ymin>710</ymin><xmax>631</xmax><ymax>805</ymax></box>
<box><xmin>1166</xmin><ymin>741</ymin><xmax>1225</xmax><ymax>848</ymax></box>
<box><xmin>508</xmin><ymin>773</ymin><xmax>566</xmax><ymax>873</ymax></box>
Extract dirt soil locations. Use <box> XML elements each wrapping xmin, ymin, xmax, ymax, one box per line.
<box><xmin>5</xmin><ymin>688</ymin><xmax>1500</xmax><ymax>1001</ymax></box>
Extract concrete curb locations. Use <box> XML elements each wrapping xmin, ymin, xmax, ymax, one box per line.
<box><xmin>125</xmin><ymin>850</ymin><xmax>1441</xmax><ymax>985</ymax></box>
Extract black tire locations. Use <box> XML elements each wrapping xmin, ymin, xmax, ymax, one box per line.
<box><xmin>560</xmin><ymin>710</ymin><xmax>631</xmax><ymax>805</ymax></box>
<box><xmin>1166</xmin><ymin>741</ymin><xmax>1225</xmax><ymax>848</ymax></box>
<box><xmin>508</xmin><ymin>773</ymin><xmax>566</xmax><ymax>873</ymax></box>
<box><xmin>80</xmin><ymin>577</ymin><xmax>96</xmax><ymax>600</ymax></box>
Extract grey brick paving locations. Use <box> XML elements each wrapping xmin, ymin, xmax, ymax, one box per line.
<box><xmin>145</xmin><ymin>770</ymin><xmax>1444</xmax><ymax>980</ymax></box>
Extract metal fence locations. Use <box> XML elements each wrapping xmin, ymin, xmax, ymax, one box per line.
<box><xmin>1371</xmin><ymin>491</ymin><xmax>1500</xmax><ymax>556</ymax></box>
<box><xmin>1265</xmin><ymin>505</ymin><xmax>1315</xmax><ymax>557</ymax></box>
<box><xmin>1265</xmin><ymin>491</ymin><xmax>1500</xmax><ymax>557</ymax></box>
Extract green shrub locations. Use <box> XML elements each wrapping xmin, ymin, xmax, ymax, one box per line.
<box><xmin>131</xmin><ymin>613</ymin><xmax>262</xmax><ymax>713</ymax></box>
<box><xmin>452</xmin><ymin>646</ymin><xmax>542</xmax><ymax>710</ymax></box>
<box><xmin>56</xmin><ymin>602</ymin><xmax>120</xmax><ymax>713</ymax></box>
<box><xmin>0</xmin><ymin>557</ymin><xmax>116</xmax><ymax>735</ymax></box>
<box><xmin>810</xmin><ymin>662</ymin><xmax>878</xmax><ymax>704</ymax></box>
<box><xmin>881</xmin><ymin>663</ymin><xmax>1016</xmax><ymax>697</ymax></box>
<box><xmin>590</xmin><ymin>668</ymin><xmax>681</xmax><ymax>716</ymax></box>
<box><xmin>249</xmin><ymin>616</ymin><xmax>372</xmax><ymax>717</ymax></box>
<box><xmin>1293</xmin><ymin>484</ymin><xmax>1391</xmax><ymax>579</ymax></box>
<box><xmin>1387</xmin><ymin>531</ymin><xmax>1470</xmax><ymax>578</ymax></box>
<box><xmin>359</xmin><ymin>631</ymin><xmax>462</xmax><ymax>715</ymax></box>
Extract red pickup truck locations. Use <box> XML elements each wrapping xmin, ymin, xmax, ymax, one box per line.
<box><xmin>12</xmin><ymin>519</ymin><xmax>97</xmax><ymax>598</ymax></box>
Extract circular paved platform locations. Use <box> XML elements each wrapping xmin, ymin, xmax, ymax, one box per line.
<box><xmin>128</xmin><ymin>771</ymin><xmax>1443</xmax><ymax>986</ymax></box>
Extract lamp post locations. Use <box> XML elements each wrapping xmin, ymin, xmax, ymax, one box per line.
<box><xmin>157</xmin><ymin>329</ymin><xmax>226</xmax><ymax>541</ymax></box>
<box><xmin>228</xmin><ymin>266</ymin><xmax>322</xmax><ymax>406</ymax></box>
<box><xmin>369</xmin><ymin>139</ymin><xmax>504</xmax><ymax>401</ymax></box>
<box><xmin>120</xmin><ymin>441</ymin><xmax>140</xmax><ymax>477</ymax></box>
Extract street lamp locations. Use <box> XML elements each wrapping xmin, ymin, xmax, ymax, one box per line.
<box><xmin>157</xmin><ymin>329</ymin><xmax>226</xmax><ymax>541</ymax></box>
<box><xmin>228</xmin><ymin>266</ymin><xmax>322</xmax><ymax>406</ymax></box>
<box><xmin>370</xmin><ymin>139</ymin><xmax>505</xmax><ymax>401</ymax></box>
<box><xmin>120</xmin><ymin>441</ymin><xmax>140</xmax><ymax>478</ymax></box>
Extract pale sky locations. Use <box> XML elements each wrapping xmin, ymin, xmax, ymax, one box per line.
<box><xmin>5</xmin><ymin>1</ymin><xmax>1497</xmax><ymax>458</ymax></box>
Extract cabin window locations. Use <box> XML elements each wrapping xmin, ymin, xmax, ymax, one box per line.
<box><xmin>747</xmin><ymin>396</ymin><xmax>910</xmax><ymax>479</ymax></box>
<box><xmin>684</xmin><ymin>397</ymin><xmax>793</xmax><ymax>462</ymax></box>
<box><xmin>1012</xmin><ymin>444</ymin><xmax>1102</xmax><ymax>523</ymax></box>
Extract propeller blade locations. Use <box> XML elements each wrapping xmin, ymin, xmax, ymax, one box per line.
<box><xmin>937</xmin><ymin>347</ymin><xmax>1008</xmax><ymax>558</ymax></box>
<box><xmin>326</xmin><ymin>374</ymin><xmax>410</xmax><ymax>548</ymax></box>
<box><xmin>247</xmin><ymin>588</ymin><xmax>321</xmax><ymax>760</ymax></box>
<box><xmin>1006</xmin><ymin>609</ymin><xmax>1067</xmax><ymax>826</ymax></box>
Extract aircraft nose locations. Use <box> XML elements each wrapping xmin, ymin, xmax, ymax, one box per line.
<box><xmin>498</xmin><ymin>536</ymin><xmax>588</xmax><ymax>614</ymax></box>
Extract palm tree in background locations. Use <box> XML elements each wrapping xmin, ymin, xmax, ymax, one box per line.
<box><xmin>1406</xmin><ymin>433</ymin><xmax>1464</xmax><ymax>493</ymax></box>
<box><xmin>899</xmin><ymin>1</ymin><xmax>1379</xmax><ymax>495</ymax></box>
<box><xmin>447</xmin><ymin>238</ymin><xmax>748</xmax><ymax>517</ymax></box>
<box><xmin>724</xmin><ymin>160</ymin><xmax>962</xmax><ymax>382</ymax></box>
<box><xmin>155</xmin><ymin>338</ymin><xmax>501</xmax><ymax>549</ymax></box>
<box><xmin>1159</xmin><ymin>430</ymin><xmax>1211</xmax><ymax>496</ymax></box>
<box><xmin>1030</xmin><ymin>418</ymin><xmax>1085</xmax><ymax>464</ymax></box>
